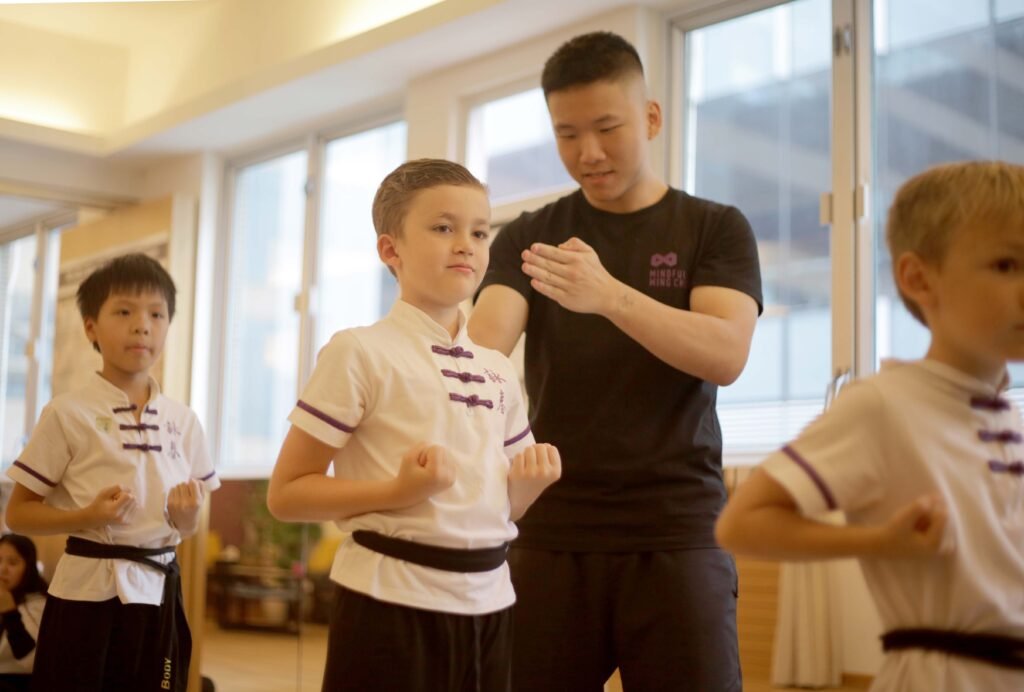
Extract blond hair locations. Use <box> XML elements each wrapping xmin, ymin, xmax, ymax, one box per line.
<box><xmin>371</xmin><ymin>159</ymin><xmax>485</xmax><ymax>239</ymax></box>
<box><xmin>887</xmin><ymin>160</ymin><xmax>1024</xmax><ymax>324</ymax></box>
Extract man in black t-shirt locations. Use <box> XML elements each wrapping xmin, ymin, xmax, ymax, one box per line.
<box><xmin>469</xmin><ymin>32</ymin><xmax>762</xmax><ymax>691</ymax></box>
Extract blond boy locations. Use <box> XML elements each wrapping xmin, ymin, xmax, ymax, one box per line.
<box><xmin>717</xmin><ymin>161</ymin><xmax>1024</xmax><ymax>691</ymax></box>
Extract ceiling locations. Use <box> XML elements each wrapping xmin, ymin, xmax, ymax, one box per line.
<box><xmin>0</xmin><ymin>194</ymin><xmax>68</xmax><ymax>231</ymax></box>
<box><xmin>0</xmin><ymin>0</ymin><xmax>682</xmax><ymax>162</ymax></box>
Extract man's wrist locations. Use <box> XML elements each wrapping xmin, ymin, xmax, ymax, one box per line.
<box><xmin>601</xmin><ymin>280</ymin><xmax>632</xmax><ymax>320</ymax></box>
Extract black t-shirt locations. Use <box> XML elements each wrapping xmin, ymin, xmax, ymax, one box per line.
<box><xmin>479</xmin><ymin>188</ymin><xmax>763</xmax><ymax>551</ymax></box>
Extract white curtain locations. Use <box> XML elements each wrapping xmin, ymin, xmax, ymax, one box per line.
<box><xmin>770</xmin><ymin>512</ymin><xmax>845</xmax><ymax>688</ymax></box>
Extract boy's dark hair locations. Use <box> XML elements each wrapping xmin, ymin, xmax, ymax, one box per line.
<box><xmin>371</xmin><ymin>158</ymin><xmax>485</xmax><ymax>239</ymax></box>
<box><xmin>0</xmin><ymin>533</ymin><xmax>48</xmax><ymax>605</ymax></box>
<box><xmin>541</xmin><ymin>31</ymin><xmax>644</xmax><ymax>97</ymax></box>
<box><xmin>76</xmin><ymin>253</ymin><xmax>176</xmax><ymax>322</ymax></box>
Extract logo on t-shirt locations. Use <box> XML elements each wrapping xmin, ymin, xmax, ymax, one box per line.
<box><xmin>95</xmin><ymin>416</ymin><xmax>113</xmax><ymax>433</ymax></box>
<box><xmin>649</xmin><ymin>252</ymin><xmax>687</xmax><ymax>289</ymax></box>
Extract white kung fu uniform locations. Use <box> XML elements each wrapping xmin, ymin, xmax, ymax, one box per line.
<box><xmin>762</xmin><ymin>359</ymin><xmax>1024</xmax><ymax>692</ymax></box>
<box><xmin>8</xmin><ymin>373</ymin><xmax>220</xmax><ymax>605</ymax></box>
<box><xmin>288</xmin><ymin>300</ymin><xmax>534</xmax><ymax>616</ymax></box>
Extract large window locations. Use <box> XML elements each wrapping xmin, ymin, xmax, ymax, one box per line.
<box><xmin>0</xmin><ymin>226</ymin><xmax>60</xmax><ymax>469</ymax></box>
<box><xmin>465</xmin><ymin>87</ymin><xmax>574</xmax><ymax>205</ymax></box>
<box><xmin>218</xmin><ymin>121</ymin><xmax>407</xmax><ymax>477</ymax></box>
<box><xmin>872</xmin><ymin>0</ymin><xmax>1024</xmax><ymax>387</ymax></box>
<box><xmin>317</xmin><ymin>122</ymin><xmax>406</xmax><ymax>348</ymax></box>
<box><xmin>679</xmin><ymin>0</ymin><xmax>1024</xmax><ymax>456</ymax></box>
<box><xmin>684</xmin><ymin>0</ymin><xmax>832</xmax><ymax>450</ymax></box>
<box><xmin>221</xmin><ymin>151</ymin><xmax>308</xmax><ymax>476</ymax></box>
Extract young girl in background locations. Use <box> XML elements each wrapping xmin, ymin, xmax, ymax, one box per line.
<box><xmin>0</xmin><ymin>534</ymin><xmax>46</xmax><ymax>692</ymax></box>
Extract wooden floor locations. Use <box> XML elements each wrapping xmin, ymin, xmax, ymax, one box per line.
<box><xmin>200</xmin><ymin>620</ymin><xmax>869</xmax><ymax>692</ymax></box>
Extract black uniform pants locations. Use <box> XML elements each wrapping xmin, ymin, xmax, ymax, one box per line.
<box><xmin>509</xmin><ymin>547</ymin><xmax>741</xmax><ymax>692</ymax></box>
<box><xmin>321</xmin><ymin>585</ymin><xmax>512</xmax><ymax>692</ymax></box>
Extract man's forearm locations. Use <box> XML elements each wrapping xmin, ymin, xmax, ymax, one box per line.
<box><xmin>602</xmin><ymin>284</ymin><xmax>751</xmax><ymax>385</ymax></box>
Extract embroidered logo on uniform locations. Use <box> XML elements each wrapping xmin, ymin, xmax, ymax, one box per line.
<box><xmin>167</xmin><ymin>439</ymin><xmax>182</xmax><ymax>461</ymax></box>
<box><xmin>95</xmin><ymin>416</ymin><xmax>113</xmax><ymax>433</ymax></box>
<box><xmin>499</xmin><ymin>389</ymin><xmax>506</xmax><ymax>414</ymax></box>
<box><xmin>166</xmin><ymin>421</ymin><xmax>182</xmax><ymax>437</ymax></box>
<box><xmin>483</xmin><ymin>368</ymin><xmax>506</xmax><ymax>384</ymax></box>
<box><xmin>649</xmin><ymin>252</ymin><xmax>688</xmax><ymax>289</ymax></box>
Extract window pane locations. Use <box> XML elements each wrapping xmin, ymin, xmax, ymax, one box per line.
<box><xmin>686</xmin><ymin>0</ymin><xmax>832</xmax><ymax>451</ymax></box>
<box><xmin>0</xmin><ymin>235</ymin><xmax>37</xmax><ymax>466</ymax></box>
<box><xmin>222</xmin><ymin>151</ymin><xmax>308</xmax><ymax>475</ymax></box>
<box><xmin>36</xmin><ymin>228</ymin><xmax>60</xmax><ymax>413</ymax></box>
<box><xmin>317</xmin><ymin>121</ymin><xmax>406</xmax><ymax>348</ymax></box>
<box><xmin>466</xmin><ymin>88</ymin><xmax>574</xmax><ymax>203</ymax></box>
<box><xmin>873</xmin><ymin>2</ymin><xmax>1024</xmax><ymax>389</ymax></box>
<box><xmin>997</xmin><ymin>0</ymin><xmax>1024</xmax><ymax>21</ymax></box>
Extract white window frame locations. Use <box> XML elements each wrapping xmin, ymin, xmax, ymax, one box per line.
<box><xmin>213</xmin><ymin>112</ymin><xmax>406</xmax><ymax>479</ymax></box>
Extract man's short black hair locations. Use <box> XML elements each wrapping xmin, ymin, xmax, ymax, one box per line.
<box><xmin>541</xmin><ymin>31</ymin><xmax>645</xmax><ymax>97</ymax></box>
<box><xmin>76</xmin><ymin>253</ymin><xmax>177</xmax><ymax>321</ymax></box>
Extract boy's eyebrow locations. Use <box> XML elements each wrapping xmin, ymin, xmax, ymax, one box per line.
<box><xmin>436</xmin><ymin>211</ymin><xmax>491</xmax><ymax>227</ymax></box>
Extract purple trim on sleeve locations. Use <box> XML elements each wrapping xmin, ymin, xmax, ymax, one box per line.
<box><xmin>431</xmin><ymin>345</ymin><xmax>475</xmax><ymax>359</ymax></box>
<box><xmin>441</xmin><ymin>369</ymin><xmax>486</xmax><ymax>384</ymax></box>
<box><xmin>296</xmin><ymin>400</ymin><xmax>356</xmax><ymax>433</ymax></box>
<box><xmin>781</xmin><ymin>445</ymin><xmax>838</xmax><ymax>511</ymax></box>
<box><xmin>988</xmin><ymin>460</ymin><xmax>1024</xmax><ymax>475</ymax></box>
<box><xmin>198</xmin><ymin>470</ymin><xmax>217</xmax><ymax>481</ymax></box>
<box><xmin>504</xmin><ymin>425</ymin><xmax>531</xmax><ymax>447</ymax></box>
<box><xmin>978</xmin><ymin>430</ymin><xmax>1023</xmax><ymax>444</ymax></box>
<box><xmin>449</xmin><ymin>393</ymin><xmax>493</xmax><ymax>409</ymax></box>
<box><xmin>970</xmin><ymin>396</ymin><xmax>1011</xmax><ymax>411</ymax></box>
<box><xmin>12</xmin><ymin>461</ymin><xmax>57</xmax><ymax>488</ymax></box>
<box><xmin>112</xmin><ymin>404</ymin><xmax>137</xmax><ymax>414</ymax></box>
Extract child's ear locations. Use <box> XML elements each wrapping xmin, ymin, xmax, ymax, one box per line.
<box><xmin>83</xmin><ymin>317</ymin><xmax>102</xmax><ymax>354</ymax></box>
<box><xmin>83</xmin><ymin>316</ymin><xmax>96</xmax><ymax>344</ymax></box>
<box><xmin>377</xmin><ymin>234</ymin><xmax>401</xmax><ymax>272</ymax></box>
<box><xmin>895</xmin><ymin>251</ymin><xmax>937</xmax><ymax>310</ymax></box>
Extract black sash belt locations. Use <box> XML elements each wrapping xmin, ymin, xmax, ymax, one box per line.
<box><xmin>351</xmin><ymin>530</ymin><xmax>508</xmax><ymax>573</ymax></box>
<box><xmin>65</xmin><ymin>537</ymin><xmax>191</xmax><ymax>691</ymax></box>
<box><xmin>882</xmin><ymin>628</ymin><xmax>1024</xmax><ymax>670</ymax></box>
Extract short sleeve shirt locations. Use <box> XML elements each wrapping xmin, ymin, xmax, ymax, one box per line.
<box><xmin>478</xmin><ymin>188</ymin><xmax>763</xmax><ymax>551</ymax></box>
<box><xmin>9</xmin><ymin>373</ymin><xmax>220</xmax><ymax>605</ymax></box>
<box><xmin>763</xmin><ymin>359</ymin><xmax>1024</xmax><ymax>692</ymax></box>
<box><xmin>287</xmin><ymin>300</ymin><xmax>533</xmax><ymax>616</ymax></box>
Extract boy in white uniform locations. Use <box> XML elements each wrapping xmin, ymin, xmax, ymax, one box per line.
<box><xmin>268</xmin><ymin>159</ymin><xmax>561</xmax><ymax>692</ymax></box>
<box><xmin>5</xmin><ymin>253</ymin><xmax>219</xmax><ymax>692</ymax></box>
<box><xmin>716</xmin><ymin>161</ymin><xmax>1024</xmax><ymax>691</ymax></box>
